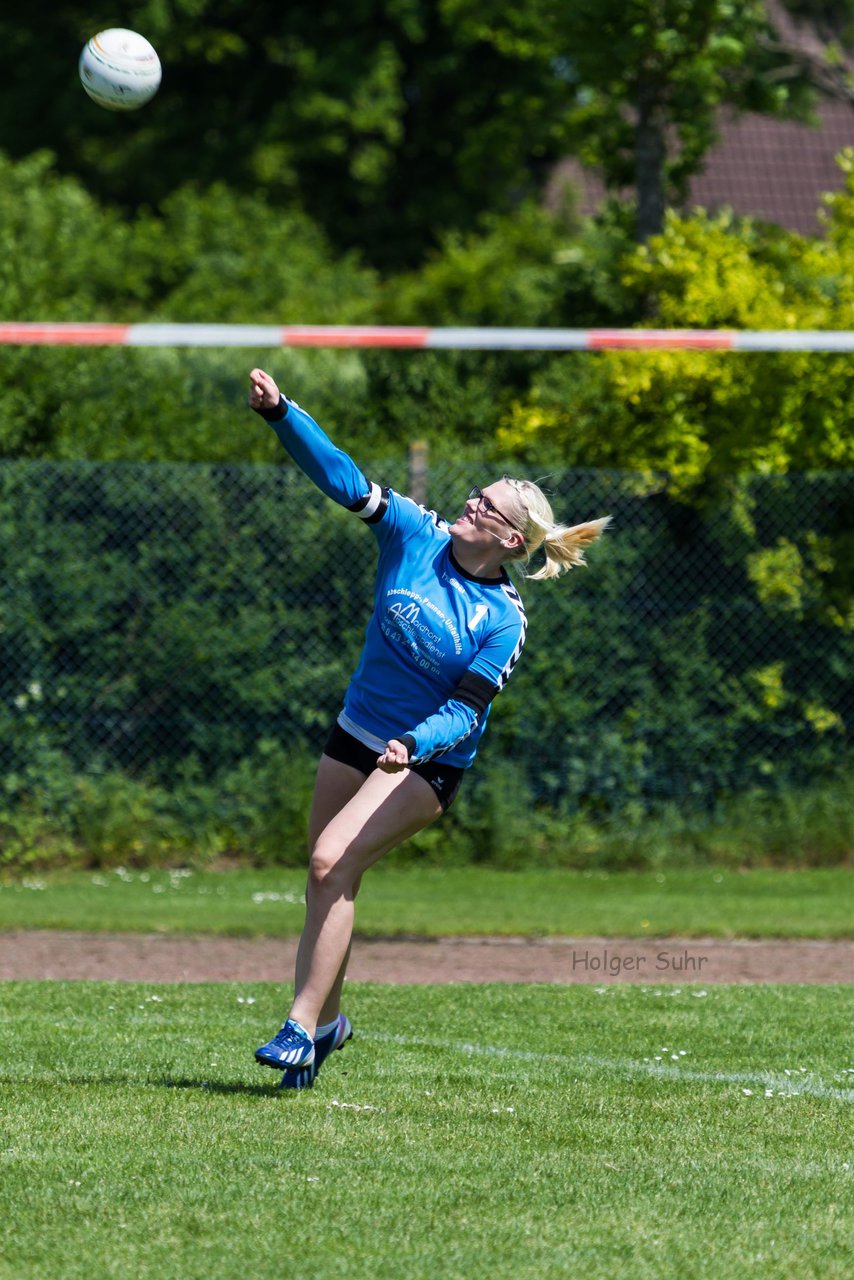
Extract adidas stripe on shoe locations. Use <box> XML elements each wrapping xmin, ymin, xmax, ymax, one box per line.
<box><xmin>255</xmin><ymin>1018</ymin><xmax>315</xmax><ymax>1070</ymax></box>
<box><xmin>278</xmin><ymin>1014</ymin><xmax>353</xmax><ymax>1091</ymax></box>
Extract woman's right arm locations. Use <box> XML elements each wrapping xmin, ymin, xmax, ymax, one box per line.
<box><xmin>248</xmin><ymin>367</ymin><xmax>386</xmax><ymax>518</ymax></box>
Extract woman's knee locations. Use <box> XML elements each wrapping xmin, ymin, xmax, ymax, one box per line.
<box><xmin>307</xmin><ymin>838</ymin><xmax>359</xmax><ymax>896</ymax></box>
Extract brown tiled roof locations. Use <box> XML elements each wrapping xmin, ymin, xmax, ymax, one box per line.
<box><xmin>689</xmin><ymin>101</ymin><xmax>853</xmax><ymax>233</ymax></box>
<box><xmin>550</xmin><ymin>100</ymin><xmax>853</xmax><ymax>236</ymax></box>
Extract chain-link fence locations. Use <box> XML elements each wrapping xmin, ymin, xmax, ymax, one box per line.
<box><xmin>1</xmin><ymin>458</ymin><xmax>852</xmax><ymax>820</ymax></box>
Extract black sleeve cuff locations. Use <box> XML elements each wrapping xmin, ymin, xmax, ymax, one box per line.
<box><xmin>399</xmin><ymin>734</ymin><xmax>417</xmax><ymax>759</ymax></box>
<box><xmin>253</xmin><ymin>394</ymin><xmax>289</xmax><ymax>423</ymax></box>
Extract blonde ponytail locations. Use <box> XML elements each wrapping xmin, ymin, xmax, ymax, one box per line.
<box><xmin>502</xmin><ymin>478</ymin><xmax>611</xmax><ymax>581</ymax></box>
<box><xmin>526</xmin><ymin>517</ymin><xmax>612</xmax><ymax>580</ymax></box>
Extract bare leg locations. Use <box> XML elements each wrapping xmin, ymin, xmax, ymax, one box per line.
<box><xmin>315</xmin><ymin>936</ymin><xmax>353</xmax><ymax>1028</ymax></box>
<box><xmin>289</xmin><ymin>764</ymin><xmax>442</xmax><ymax>1036</ymax></box>
<box><xmin>297</xmin><ymin>755</ymin><xmax>365</xmax><ymax>1025</ymax></box>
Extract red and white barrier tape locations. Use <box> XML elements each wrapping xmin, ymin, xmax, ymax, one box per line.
<box><xmin>0</xmin><ymin>323</ymin><xmax>852</xmax><ymax>351</ymax></box>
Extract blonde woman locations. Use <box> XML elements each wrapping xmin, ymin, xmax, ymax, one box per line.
<box><xmin>248</xmin><ymin>367</ymin><xmax>610</xmax><ymax>1088</ymax></box>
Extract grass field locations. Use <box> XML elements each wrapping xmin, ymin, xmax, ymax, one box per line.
<box><xmin>1</xmin><ymin>865</ymin><xmax>853</xmax><ymax>938</ymax></box>
<box><xmin>1</xmin><ymin>980</ymin><xmax>851</xmax><ymax>1280</ymax></box>
<box><xmin>3</xmin><ymin>866</ymin><xmax>850</xmax><ymax>1277</ymax></box>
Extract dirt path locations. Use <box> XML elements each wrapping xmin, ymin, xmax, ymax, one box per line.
<box><xmin>2</xmin><ymin>931</ymin><xmax>852</xmax><ymax>984</ymax></box>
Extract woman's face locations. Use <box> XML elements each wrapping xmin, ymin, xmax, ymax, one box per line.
<box><xmin>449</xmin><ymin>480</ymin><xmax>523</xmax><ymax>549</ymax></box>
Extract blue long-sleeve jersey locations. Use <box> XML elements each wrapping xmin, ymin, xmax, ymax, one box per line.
<box><xmin>262</xmin><ymin>396</ymin><xmax>527</xmax><ymax>768</ymax></box>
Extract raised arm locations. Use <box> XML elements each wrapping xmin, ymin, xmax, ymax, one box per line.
<box><xmin>248</xmin><ymin>368</ymin><xmax>385</xmax><ymax>518</ymax></box>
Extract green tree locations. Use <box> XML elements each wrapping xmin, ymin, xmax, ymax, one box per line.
<box><xmin>0</xmin><ymin>1</ymin><xmax>567</xmax><ymax>268</ymax></box>
<box><xmin>771</xmin><ymin>0</ymin><xmax>854</xmax><ymax>105</ymax></box>
<box><xmin>498</xmin><ymin>153</ymin><xmax>854</xmax><ymax>484</ymax></box>
<box><xmin>0</xmin><ymin>152</ymin><xmax>376</xmax><ymax>459</ymax></box>
<box><xmin>445</xmin><ymin>0</ymin><xmax>817</xmax><ymax>241</ymax></box>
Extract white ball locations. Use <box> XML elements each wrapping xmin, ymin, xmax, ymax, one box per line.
<box><xmin>79</xmin><ymin>28</ymin><xmax>161</xmax><ymax>112</ymax></box>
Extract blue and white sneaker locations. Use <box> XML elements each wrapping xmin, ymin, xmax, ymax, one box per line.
<box><xmin>278</xmin><ymin>1014</ymin><xmax>352</xmax><ymax>1091</ymax></box>
<box><xmin>255</xmin><ymin>1018</ymin><xmax>315</xmax><ymax>1070</ymax></box>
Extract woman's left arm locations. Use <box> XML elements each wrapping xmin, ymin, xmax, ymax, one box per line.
<box><xmin>383</xmin><ymin>616</ymin><xmax>527</xmax><ymax>768</ymax></box>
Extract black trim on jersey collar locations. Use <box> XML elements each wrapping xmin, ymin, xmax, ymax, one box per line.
<box><xmin>448</xmin><ymin>547</ymin><xmax>508</xmax><ymax>586</ymax></box>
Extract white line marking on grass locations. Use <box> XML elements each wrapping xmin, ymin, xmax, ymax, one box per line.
<box><xmin>364</xmin><ymin>1031</ymin><xmax>854</xmax><ymax>1103</ymax></box>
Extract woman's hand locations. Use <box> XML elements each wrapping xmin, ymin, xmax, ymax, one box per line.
<box><xmin>377</xmin><ymin>739</ymin><xmax>410</xmax><ymax>773</ymax></box>
<box><xmin>248</xmin><ymin>367</ymin><xmax>282</xmax><ymax>413</ymax></box>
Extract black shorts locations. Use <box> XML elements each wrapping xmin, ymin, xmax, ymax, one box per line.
<box><xmin>323</xmin><ymin>722</ymin><xmax>464</xmax><ymax>813</ymax></box>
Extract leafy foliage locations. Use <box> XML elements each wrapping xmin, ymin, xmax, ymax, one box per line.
<box><xmin>1</xmin><ymin>460</ymin><xmax>850</xmax><ymax>872</ymax></box>
<box><xmin>444</xmin><ymin>0</ymin><xmax>818</xmax><ymax>238</ymax></box>
<box><xmin>0</xmin><ymin>0</ymin><xmax>829</xmax><ymax>259</ymax></box>
<box><xmin>499</xmin><ymin>156</ymin><xmax>854</xmax><ymax>485</ymax></box>
<box><xmin>0</xmin><ymin>0</ymin><xmax>568</xmax><ymax>268</ymax></box>
<box><xmin>0</xmin><ymin>151</ymin><xmax>376</xmax><ymax>460</ymax></box>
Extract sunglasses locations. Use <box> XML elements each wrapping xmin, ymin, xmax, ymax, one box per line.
<box><xmin>468</xmin><ymin>486</ymin><xmax>522</xmax><ymax>535</ymax></box>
